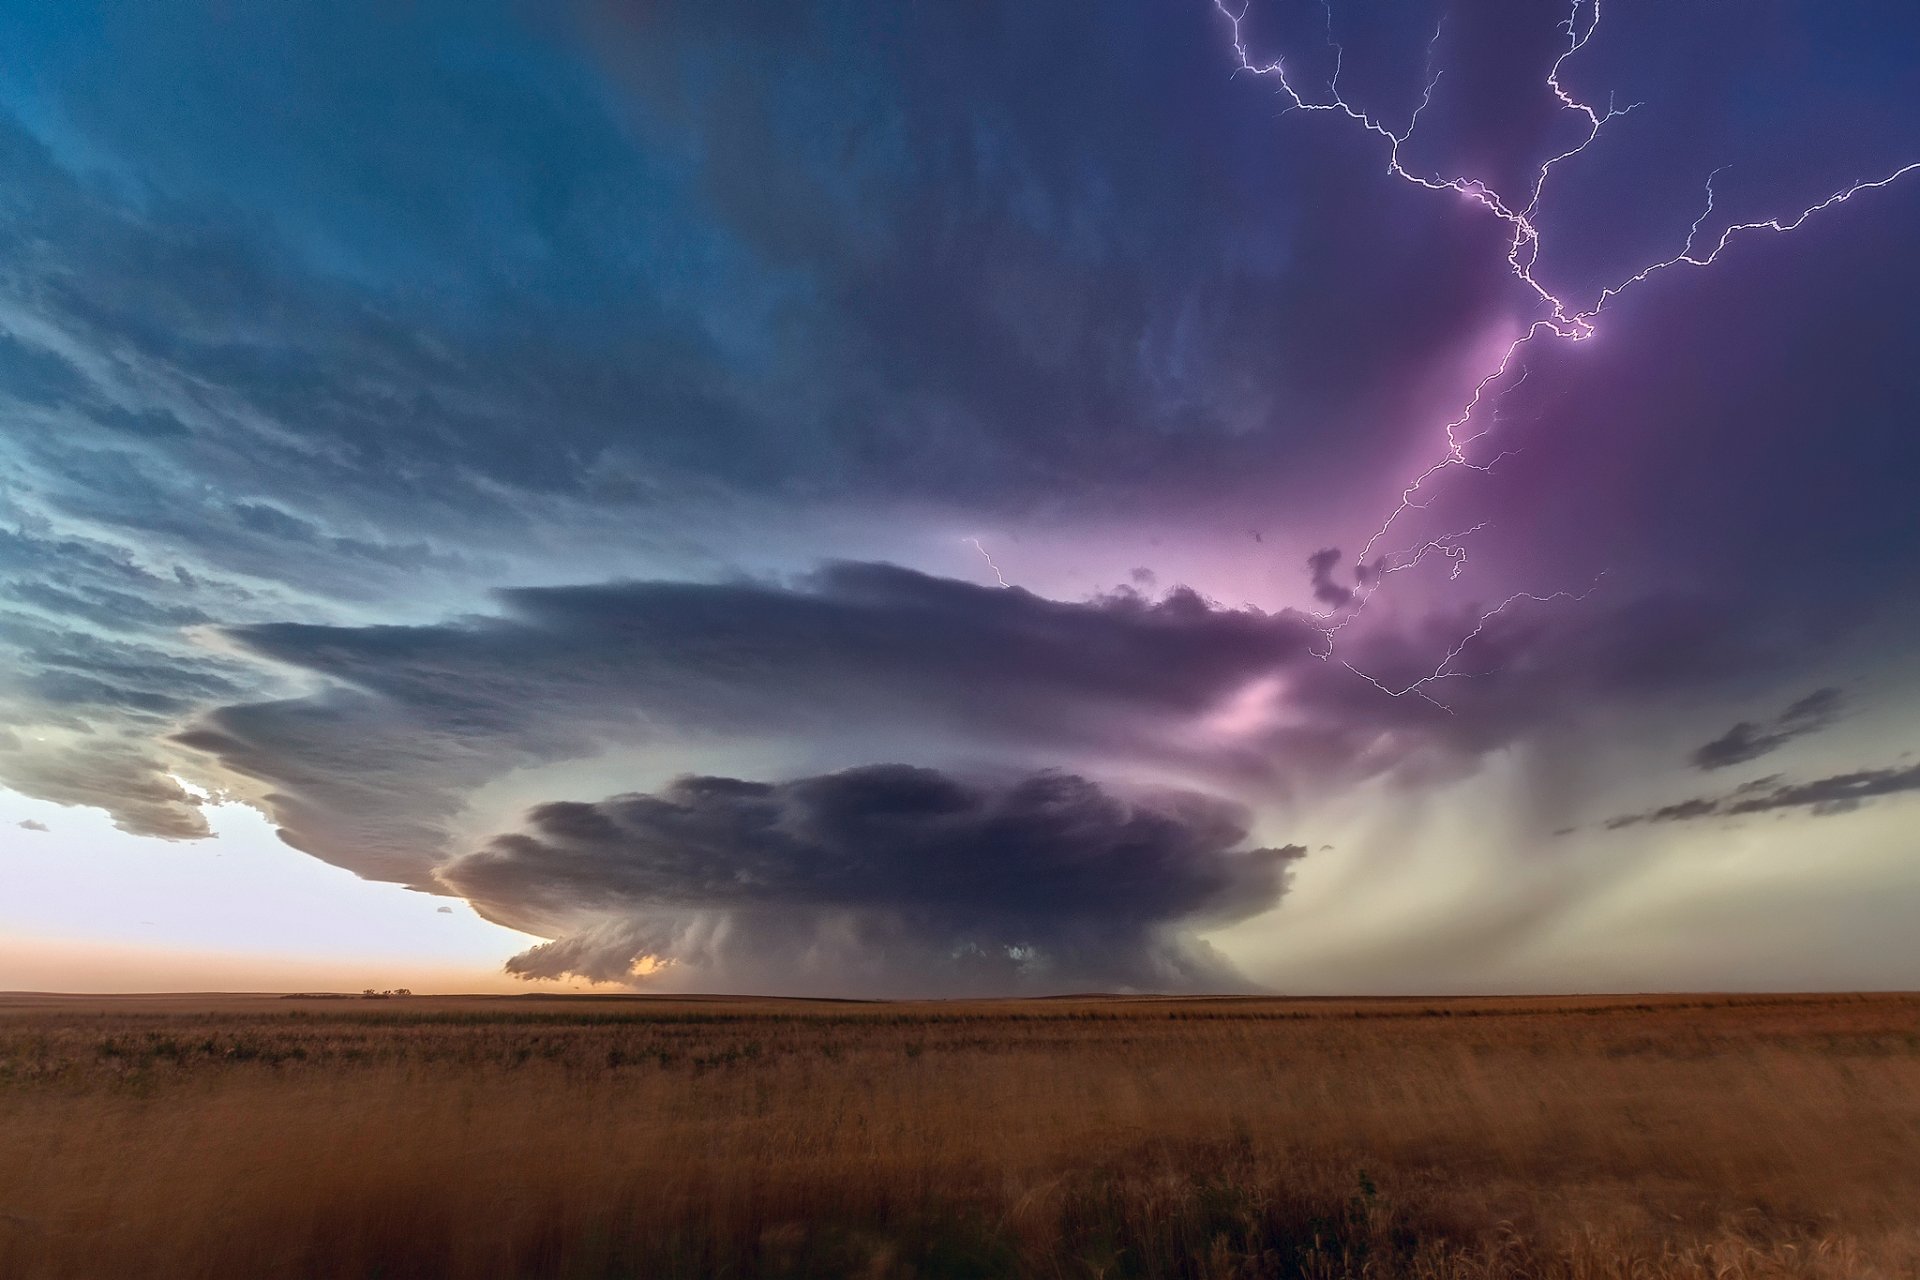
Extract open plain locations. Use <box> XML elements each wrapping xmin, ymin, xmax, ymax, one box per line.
<box><xmin>2</xmin><ymin>991</ymin><xmax>1918</xmax><ymax>1279</ymax></box>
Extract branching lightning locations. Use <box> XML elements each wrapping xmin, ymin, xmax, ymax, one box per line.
<box><xmin>1213</xmin><ymin>0</ymin><xmax>1917</xmax><ymax>711</ymax></box>
<box><xmin>1339</xmin><ymin>577</ymin><xmax>1606</xmax><ymax>709</ymax></box>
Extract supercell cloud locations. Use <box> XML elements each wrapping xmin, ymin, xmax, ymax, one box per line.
<box><xmin>443</xmin><ymin>765</ymin><xmax>1303</xmax><ymax>993</ymax></box>
<box><xmin>174</xmin><ymin>563</ymin><xmax>1320</xmax><ymax>883</ymax></box>
<box><xmin>1</xmin><ymin>0</ymin><xmax>1918</xmax><ymax>990</ymax></box>
<box><xmin>172</xmin><ymin>559</ymin><xmax>1809</xmax><ymax>896</ymax></box>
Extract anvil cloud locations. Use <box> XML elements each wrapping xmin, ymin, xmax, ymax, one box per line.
<box><xmin>174</xmin><ymin>562</ymin><xmax>1804</xmax><ymax>891</ymax></box>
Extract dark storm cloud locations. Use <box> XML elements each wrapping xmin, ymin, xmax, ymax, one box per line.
<box><xmin>570</xmin><ymin>0</ymin><xmax>1525</xmax><ymax>510</ymax></box>
<box><xmin>0</xmin><ymin>0</ymin><xmax>1519</xmax><ymax>841</ymax></box>
<box><xmin>170</xmin><ymin>558</ymin><xmax>1803</xmax><ymax>888</ymax></box>
<box><xmin>0</xmin><ymin>0</ymin><xmax>1912</xmax><ymax>947</ymax></box>
<box><xmin>1690</xmin><ymin>688</ymin><xmax>1844</xmax><ymax>770</ymax></box>
<box><xmin>174</xmin><ymin>563</ymin><xmax>1322</xmax><ymax>882</ymax></box>
<box><xmin>440</xmin><ymin>765</ymin><xmax>1303</xmax><ymax>994</ymax></box>
<box><xmin>1603</xmin><ymin>760</ymin><xmax>1920</xmax><ymax>830</ymax></box>
<box><xmin>1285</xmin><ymin>588</ymin><xmax>1821</xmax><ymax>755</ymax></box>
<box><xmin>0</xmin><ymin>0</ymin><xmax>1517</xmax><ymax>573</ymax></box>
<box><xmin>1307</xmin><ymin>548</ymin><xmax>1354</xmax><ymax>608</ymax></box>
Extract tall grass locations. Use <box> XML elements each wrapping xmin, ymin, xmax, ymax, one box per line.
<box><xmin>2</xmin><ymin>993</ymin><xmax>1917</xmax><ymax>1278</ymax></box>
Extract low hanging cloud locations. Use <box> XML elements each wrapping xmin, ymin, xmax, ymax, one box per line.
<box><xmin>16</xmin><ymin>819</ymin><xmax>49</xmax><ymax>832</ymax></box>
<box><xmin>1689</xmin><ymin>687</ymin><xmax>1844</xmax><ymax>770</ymax></box>
<box><xmin>1604</xmin><ymin>758</ymin><xmax>1920</xmax><ymax>829</ymax></box>
<box><xmin>439</xmin><ymin>765</ymin><xmax>1304</xmax><ymax>995</ymax></box>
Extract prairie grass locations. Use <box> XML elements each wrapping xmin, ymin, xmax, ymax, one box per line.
<box><xmin>1</xmin><ymin>992</ymin><xmax>1917</xmax><ymax>1278</ymax></box>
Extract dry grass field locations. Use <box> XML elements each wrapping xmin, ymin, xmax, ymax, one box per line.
<box><xmin>2</xmin><ymin>992</ymin><xmax>1918</xmax><ymax>1279</ymax></box>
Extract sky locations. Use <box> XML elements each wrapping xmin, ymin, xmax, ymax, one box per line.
<box><xmin>3</xmin><ymin>0</ymin><xmax>1919</xmax><ymax>996</ymax></box>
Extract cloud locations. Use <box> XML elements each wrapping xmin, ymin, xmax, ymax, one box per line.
<box><xmin>0</xmin><ymin>0</ymin><xmax>1912</xmax><ymax>883</ymax></box>
<box><xmin>1603</xmin><ymin>759</ymin><xmax>1920</xmax><ymax>830</ymax></box>
<box><xmin>0</xmin><ymin>736</ymin><xmax>209</xmax><ymax>841</ymax></box>
<box><xmin>16</xmin><ymin>819</ymin><xmax>48</xmax><ymax>832</ymax></box>
<box><xmin>1690</xmin><ymin>687</ymin><xmax>1844</xmax><ymax>770</ymax></box>
<box><xmin>1307</xmin><ymin>547</ymin><xmax>1354</xmax><ymax>608</ymax></box>
<box><xmin>174</xmin><ymin>563</ymin><xmax>1324</xmax><ymax>882</ymax></box>
<box><xmin>170</xmin><ymin>560</ymin><xmax>1809</xmax><ymax>888</ymax></box>
<box><xmin>439</xmin><ymin>765</ymin><xmax>1303</xmax><ymax>995</ymax></box>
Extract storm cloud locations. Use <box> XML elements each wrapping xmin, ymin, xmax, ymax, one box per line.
<box><xmin>174</xmin><ymin>562</ymin><xmax>1323</xmax><ymax>882</ymax></box>
<box><xmin>440</xmin><ymin>765</ymin><xmax>1303</xmax><ymax>994</ymax></box>
<box><xmin>169</xmin><ymin>559</ymin><xmax>1799</xmax><ymax>889</ymax></box>
<box><xmin>0</xmin><ymin>0</ymin><xmax>1916</xmax><ymax>993</ymax></box>
<box><xmin>1307</xmin><ymin>548</ymin><xmax>1354</xmax><ymax>608</ymax></box>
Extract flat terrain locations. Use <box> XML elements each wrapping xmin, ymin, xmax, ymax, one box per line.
<box><xmin>2</xmin><ymin>992</ymin><xmax>1918</xmax><ymax>1278</ymax></box>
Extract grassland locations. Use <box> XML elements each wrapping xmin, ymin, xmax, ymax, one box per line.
<box><xmin>2</xmin><ymin>991</ymin><xmax>1917</xmax><ymax>1278</ymax></box>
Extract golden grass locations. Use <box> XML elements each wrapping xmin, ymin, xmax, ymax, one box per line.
<box><xmin>2</xmin><ymin>992</ymin><xmax>1918</xmax><ymax>1278</ymax></box>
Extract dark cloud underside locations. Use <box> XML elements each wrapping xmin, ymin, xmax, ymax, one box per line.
<box><xmin>443</xmin><ymin>765</ymin><xmax>1303</xmax><ymax>994</ymax></box>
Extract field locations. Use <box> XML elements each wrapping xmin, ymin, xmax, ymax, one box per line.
<box><xmin>2</xmin><ymin>992</ymin><xmax>1918</xmax><ymax>1279</ymax></box>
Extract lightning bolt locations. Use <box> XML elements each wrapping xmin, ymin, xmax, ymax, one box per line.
<box><xmin>966</xmin><ymin>536</ymin><xmax>1011</xmax><ymax>588</ymax></box>
<box><xmin>1340</xmin><ymin>576</ymin><xmax>1606</xmax><ymax>710</ymax></box>
<box><xmin>1213</xmin><ymin>0</ymin><xmax>1917</xmax><ymax>709</ymax></box>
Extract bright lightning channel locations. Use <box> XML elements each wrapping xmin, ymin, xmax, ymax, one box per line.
<box><xmin>1213</xmin><ymin>0</ymin><xmax>1917</xmax><ymax>710</ymax></box>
